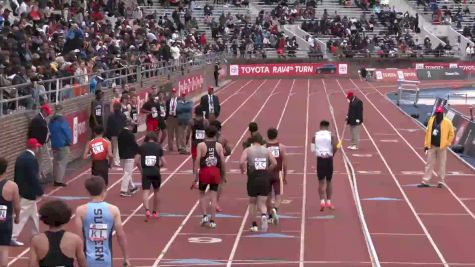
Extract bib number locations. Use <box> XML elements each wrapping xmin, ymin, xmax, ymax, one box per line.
<box><xmin>160</xmin><ymin>106</ymin><xmax>166</xmax><ymax>117</ymax></box>
<box><xmin>92</xmin><ymin>142</ymin><xmax>104</xmax><ymax>154</ymax></box>
<box><xmin>195</xmin><ymin>130</ymin><xmax>205</xmax><ymax>140</ymax></box>
<box><xmin>0</xmin><ymin>205</ymin><xmax>7</xmax><ymax>221</ymax></box>
<box><xmin>88</xmin><ymin>223</ymin><xmax>108</xmax><ymax>242</ymax></box>
<box><xmin>151</xmin><ymin>107</ymin><xmax>158</xmax><ymax>118</ymax></box>
<box><xmin>268</xmin><ymin>147</ymin><xmax>280</xmax><ymax>158</ymax></box>
<box><xmin>145</xmin><ymin>155</ymin><xmax>157</xmax><ymax>167</ymax></box>
<box><xmin>432</xmin><ymin>129</ymin><xmax>439</xmax><ymax>136</ymax></box>
<box><xmin>132</xmin><ymin>113</ymin><xmax>138</xmax><ymax>121</ymax></box>
<box><xmin>95</xmin><ymin>107</ymin><xmax>102</xmax><ymax>117</ymax></box>
<box><xmin>254</xmin><ymin>158</ymin><xmax>267</xmax><ymax>170</ymax></box>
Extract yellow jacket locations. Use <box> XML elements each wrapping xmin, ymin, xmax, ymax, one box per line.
<box><xmin>425</xmin><ymin>116</ymin><xmax>455</xmax><ymax>149</ymax></box>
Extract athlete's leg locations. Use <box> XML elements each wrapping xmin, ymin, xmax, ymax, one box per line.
<box><xmin>143</xmin><ymin>189</ymin><xmax>151</xmax><ymax>211</ymax></box>
<box><xmin>248</xmin><ymin>197</ymin><xmax>257</xmax><ymax>224</ymax></box>
<box><xmin>209</xmin><ymin>189</ymin><xmax>218</xmax><ymax>220</ymax></box>
<box><xmin>257</xmin><ymin>195</ymin><xmax>268</xmax><ymax>216</ymax></box>
<box><xmin>152</xmin><ymin>188</ymin><xmax>160</xmax><ymax>213</ymax></box>
<box><xmin>0</xmin><ymin>246</ymin><xmax>8</xmax><ymax>267</ymax></box>
<box><xmin>326</xmin><ymin>180</ymin><xmax>333</xmax><ymax>202</ymax></box>
<box><xmin>199</xmin><ymin>185</ymin><xmax>210</xmax><ymax>215</ymax></box>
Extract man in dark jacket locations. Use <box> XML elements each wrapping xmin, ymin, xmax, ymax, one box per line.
<box><xmin>106</xmin><ymin>102</ymin><xmax>127</xmax><ymax>166</ymax></box>
<box><xmin>48</xmin><ymin>105</ymin><xmax>72</xmax><ymax>187</ymax></box>
<box><xmin>346</xmin><ymin>91</ymin><xmax>363</xmax><ymax>150</ymax></box>
<box><xmin>11</xmin><ymin>138</ymin><xmax>44</xmax><ymax>246</ymax></box>
<box><xmin>27</xmin><ymin>104</ymin><xmax>52</xmax><ymax>182</ymax></box>
<box><xmin>166</xmin><ymin>88</ymin><xmax>179</xmax><ymax>152</ymax></box>
<box><xmin>200</xmin><ymin>87</ymin><xmax>221</xmax><ymax>120</ymax></box>
<box><xmin>118</xmin><ymin>121</ymin><xmax>139</xmax><ymax>197</ymax></box>
<box><xmin>213</xmin><ymin>61</ymin><xmax>221</xmax><ymax>87</ymax></box>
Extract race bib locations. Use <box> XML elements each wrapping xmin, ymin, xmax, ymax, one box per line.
<box><xmin>160</xmin><ymin>106</ymin><xmax>166</xmax><ymax>117</ymax></box>
<box><xmin>95</xmin><ymin>107</ymin><xmax>102</xmax><ymax>117</ymax></box>
<box><xmin>145</xmin><ymin>155</ymin><xmax>157</xmax><ymax>167</ymax></box>
<box><xmin>92</xmin><ymin>142</ymin><xmax>104</xmax><ymax>154</ymax></box>
<box><xmin>254</xmin><ymin>158</ymin><xmax>267</xmax><ymax>170</ymax></box>
<box><xmin>88</xmin><ymin>223</ymin><xmax>108</xmax><ymax>242</ymax></box>
<box><xmin>0</xmin><ymin>205</ymin><xmax>7</xmax><ymax>221</ymax></box>
<box><xmin>432</xmin><ymin>129</ymin><xmax>439</xmax><ymax>136</ymax></box>
<box><xmin>205</xmin><ymin>156</ymin><xmax>218</xmax><ymax>167</ymax></box>
<box><xmin>132</xmin><ymin>113</ymin><xmax>138</xmax><ymax>121</ymax></box>
<box><xmin>268</xmin><ymin>147</ymin><xmax>280</xmax><ymax>158</ymax></box>
<box><xmin>195</xmin><ymin>130</ymin><xmax>205</xmax><ymax>140</ymax></box>
<box><xmin>151</xmin><ymin>107</ymin><xmax>158</xmax><ymax>118</ymax></box>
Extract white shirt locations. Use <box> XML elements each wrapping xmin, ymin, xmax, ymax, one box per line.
<box><xmin>169</xmin><ymin>97</ymin><xmax>177</xmax><ymax>116</ymax></box>
<box><xmin>26</xmin><ymin>149</ymin><xmax>36</xmax><ymax>157</ymax></box>
<box><xmin>314</xmin><ymin>130</ymin><xmax>333</xmax><ymax>158</ymax></box>
<box><xmin>208</xmin><ymin>94</ymin><xmax>214</xmax><ymax>114</ymax></box>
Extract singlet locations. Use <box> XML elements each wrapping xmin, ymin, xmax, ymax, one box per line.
<box><xmin>92</xmin><ymin>100</ymin><xmax>104</xmax><ymax>124</ymax></box>
<box><xmin>0</xmin><ymin>180</ymin><xmax>13</xmax><ymax>229</ymax></box>
<box><xmin>90</xmin><ymin>137</ymin><xmax>109</xmax><ymax>161</ymax></box>
<box><xmin>143</xmin><ymin>100</ymin><xmax>159</xmax><ymax>121</ymax></box>
<box><xmin>130</xmin><ymin>105</ymin><xmax>138</xmax><ymax>122</ymax></box>
<box><xmin>191</xmin><ymin>118</ymin><xmax>206</xmax><ymax>146</ymax></box>
<box><xmin>159</xmin><ymin>102</ymin><xmax>167</xmax><ymax>119</ymax></box>
<box><xmin>314</xmin><ymin>130</ymin><xmax>333</xmax><ymax>158</ymax></box>
<box><xmin>199</xmin><ymin>141</ymin><xmax>221</xmax><ymax>169</ymax></box>
<box><xmin>83</xmin><ymin>202</ymin><xmax>114</xmax><ymax>267</ymax></box>
<box><xmin>246</xmin><ymin>145</ymin><xmax>269</xmax><ymax>178</ymax></box>
<box><xmin>266</xmin><ymin>142</ymin><xmax>282</xmax><ymax>172</ymax></box>
<box><xmin>121</xmin><ymin>104</ymin><xmax>130</xmax><ymax>119</ymax></box>
<box><xmin>38</xmin><ymin>230</ymin><xmax>75</xmax><ymax>267</ymax></box>
<box><xmin>140</xmin><ymin>142</ymin><xmax>163</xmax><ymax>177</ymax></box>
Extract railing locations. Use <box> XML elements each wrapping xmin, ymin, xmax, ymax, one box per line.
<box><xmin>0</xmin><ymin>53</ymin><xmax>225</xmax><ymax>117</ymax></box>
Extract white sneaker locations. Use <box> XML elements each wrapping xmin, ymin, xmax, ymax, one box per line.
<box><xmin>250</xmin><ymin>225</ymin><xmax>259</xmax><ymax>232</ymax></box>
<box><xmin>200</xmin><ymin>215</ymin><xmax>209</xmax><ymax>226</ymax></box>
<box><xmin>261</xmin><ymin>215</ymin><xmax>268</xmax><ymax>232</ymax></box>
<box><xmin>209</xmin><ymin>221</ymin><xmax>216</xmax><ymax>229</ymax></box>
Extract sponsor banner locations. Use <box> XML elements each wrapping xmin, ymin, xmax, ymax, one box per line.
<box><xmin>178</xmin><ymin>74</ymin><xmax>204</xmax><ymax>95</ymax></box>
<box><xmin>65</xmin><ymin>111</ymin><xmax>89</xmax><ymax>149</ymax></box>
<box><xmin>373</xmin><ymin>69</ymin><xmax>418</xmax><ymax>81</ymax></box>
<box><xmin>228</xmin><ymin>63</ymin><xmax>348</xmax><ymax>77</ymax></box>
<box><xmin>416</xmin><ymin>68</ymin><xmax>466</xmax><ymax>80</ymax></box>
<box><xmin>414</xmin><ymin>62</ymin><xmax>475</xmax><ymax>74</ymax></box>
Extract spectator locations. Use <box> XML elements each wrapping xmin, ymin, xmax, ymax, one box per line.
<box><xmin>11</xmin><ymin>138</ymin><xmax>44</xmax><ymax>247</ymax></box>
<box><xmin>166</xmin><ymin>88</ymin><xmax>179</xmax><ymax>152</ymax></box>
<box><xmin>346</xmin><ymin>91</ymin><xmax>363</xmax><ymax>150</ymax></box>
<box><xmin>118</xmin><ymin>121</ymin><xmax>139</xmax><ymax>197</ymax></box>
<box><xmin>27</xmin><ymin>104</ymin><xmax>52</xmax><ymax>182</ymax></box>
<box><xmin>176</xmin><ymin>92</ymin><xmax>193</xmax><ymax>154</ymax></box>
<box><xmin>106</xmin><ymin>102</ymin><xmax>127</xmax><ymax>167</ymax></box>
<box><xmin>48</xmin><ymin>104</ymin><xmax>72</xmax><ymax>187</ymax></box>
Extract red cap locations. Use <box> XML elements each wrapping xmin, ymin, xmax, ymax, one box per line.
<box><xmin>26</xmin><ymin>138</ymin><xmax>42</xmax><ymax>149</ymax></box>
<box><xmin>346</xmin><ymin>91</ymin><xmax>354</xmax><ymax>99</ymax></box>
<box><xmin>435</xmin><ymin>106</ymin><xmax>444</xmax><ymax>113</ymax></box>
<box><xmin>181</xmin><ymin>91</ymin><xmax>187</xmax><ymax>97</ymax></box>
<box><xmin>172</xmin><ymin>88</ymin><xmax>177</xmax><ymax>93</ymax></box>
<box><xmin>41</xmin><ymin>104</ymin><xmax>52</xmax><ymax>116</ymax></box>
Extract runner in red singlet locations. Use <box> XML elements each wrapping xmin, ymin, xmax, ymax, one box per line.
<box><xmin>186</xmin><ymin>107</ymin><xmax>209</xmax><ymax>173</ymax></box>
<box><xmin>265</xmin><ymin>128</ymin><xmax>288</xmax><ymax>224</ymax></box>
<box><xmin>83</xmin><ymin>126</ymin><xmax>113</xmax><ymax>186</ymax></box>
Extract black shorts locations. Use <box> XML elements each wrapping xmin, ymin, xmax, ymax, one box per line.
<box><xmin>0</xmin><ymin>220</ymin><xmax>12</xmax><ymax>246</ymax></box>
<box><xmin>317</xmin><ymin>157</ymin><xmax>334</xmax><ymax>181</ymax></box>
<box><xmin>198</xmin><ymin>183</ymin><xmax>219</xmax><ymax>192</ymax></box>
<box><xmin>142</xmin><ymin>175</ymin><xmax>161</xmax><ymax>190</ymax></box>
<box><xmin>92</xmin><ymin>160</ymin><xmax>109</xmax><ymax>185</ymax></box>
<box><xmin>158</xmin><ymin>119</ymin><xmax>167</xmax><ymax>130</ymax></box>
<box><xmin>247</xmin><ymin>174</ymin><xmax>271</xmax><ymax>197</ymax></box>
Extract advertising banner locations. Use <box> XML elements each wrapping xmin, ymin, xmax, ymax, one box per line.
<box><xmin>228</xmin><ymin>63</ymin><xmax>348</xmax><ymax>77</ymax></box>
<box><xmin>413</xmin><ymin>62</ymin><xmax>475</xmax><ymax>74</ymax></box>
<box><xmin>178</xmin><ymin>74</ymin><xmax>204</xmax><ymax>95</ymax></box>
<box><xmin>416</xmin><ymin>68</ymin><xmax>467</xmax><ymax>80</ymax></box>
<box><xmin>373</xmin><ymin>69</ymin><xmax>418</xmax><ymax>81</ymax></box>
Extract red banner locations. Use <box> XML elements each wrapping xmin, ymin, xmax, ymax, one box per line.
<box><xmin>229</xmin><ymin>63</ymin><xmax>348</xmax><ymax>77</ymax></box>
<box><xmin>414</xmin><ymin>62</ymin><xmax>475</xmax><ymax>73</ymax></box>
<box><xmin>65</xmin><ymin>111</ymin><xmax>89</xmax><ymax>149</ymax></box>
<box><xmin>373</xmin><ymin>69</ymin><xmax>418</xmax><ymax>81</ymax></box>
<box><xmin>178</xmin><ymin>74</ymin><xmax>204</xmax><ymax>94</ymax></box>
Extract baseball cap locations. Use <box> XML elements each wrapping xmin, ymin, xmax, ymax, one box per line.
<box><xmin>181</xmin><ymin>91</ymin><xmax>187</xmax><ymax>97</ymax></box>
<box><xmin>26</xmin><ymin>138</ymin><xmax>42</xmax><ymax>149</ymax></box>
<box><xmin>41</xmin><ymin>104</ymin><xmax>52</xmax><ymax>116</ymax></box>
<box><xmin>435</xmin><ymin>106</ymin><xmax>444</xmax><ymax>113</ymax></box>
<box><xmin>172</xmin><ymin>88</ymin><xmax>177</xmax><ymax>93</ymax></box>
<box><xmin>346</xmin><ymin>91</ymin><xmax>354</xmax><ymax>99</ymax></box>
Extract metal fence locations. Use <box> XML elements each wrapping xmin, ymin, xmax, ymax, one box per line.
<box><xmin>0</xmin><ymin>53</ymin><xmax>225</xmax><ymax>117</ymax></box>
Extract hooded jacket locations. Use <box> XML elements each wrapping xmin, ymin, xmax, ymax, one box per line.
<box><xmin>49</xmin><ymin>114</ymin><xmax>73</xmax><ymax>149</ymax></box>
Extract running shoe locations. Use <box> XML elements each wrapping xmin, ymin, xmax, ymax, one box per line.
<box><xmin>145</xmin><ymin>210</ymin><xmax>151</xmax><ymax>221</ymax></box>
<box><xmin>261</xmin><ymin>215</ymin><xmax>268</xmax><ymax>232</ymax></box>
<box><xmin>130</xmin><ymin>186</ymin><xmax>139</xmax><ymax>195</ymax></box>
<box><xmin>120</xmin><ymin>191</ymin><xmax>132</xmax><ymax>197</ymax></box>
<box><xmin>201</xmin><ymin>215</ymin><xmax>210</xmax><ymax>226</ymax></box>
<box><xmin>152</xmin><ymin>211</ymin><xmax>159</xmax><ymax>218</ymax></box>
<box><xmin>347</xmin><ymin>145</ymin><xmax>358</xmax><ymax>150</ymax></box>
<box><xmin>437</xmin><ymin>182</ymin><xmax>444</xmax><ymax>189</ymax></box>
<box><xmin>216</xmin><ymin>206</ymin><xmax>223</xmax><ymax>212</ymax></box>
<box><xmin>250</xmin><ymin>226</ymin><xmax>259</xmax><ymax>232</ymax></box>
<box><xmin>209</xmin><ymin>221</ymin><xmax>217</xmax><ymax>229</ymax></box>
<box><xmin>326</xmin><ymin>203</ymin><xmax>335</xmax><ymax>210</ymax></box>
<box><xmin>271</xmin><ymin>208</ymin><xmax>279</xmax><ymax>225</ymax></box>
<box><xmin>417</xmin><ymin>183</ymin><xmax>430</xmax><ymax>188</ymax></box>
<box><xmin>320</xmin><ymin>202</ymin><xmax>325</xmax><ymax>212</ymax></box>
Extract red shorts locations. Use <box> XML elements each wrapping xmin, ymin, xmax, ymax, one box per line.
<box><xmin>199</xmin><ymin>166</ymin><xmax>221</xmax><ymax>185</ymax></box>
<box><xmin>191</xmin><ymin>145</ymin><xmax>197</xmax><ymax>160</ymax></box>
<box><xmin>146</xmin><ymin>118</ymin><xmax>158</xmax><ymax>132</ymax></box>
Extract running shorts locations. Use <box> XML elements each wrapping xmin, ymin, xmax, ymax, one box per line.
<box><xmin>92</xmin><ymin>160</ymin><xmax>109</xmax><ymax>185</ymax></box>
<box><xmin>142</xmin><ymin>174</ymin><xmax>161</xmax><ymax>190</ymax></box>
<box><xmin>199</xmin><ymin>166</ymin><xmax>221</xmax><ymax>185</ymax></box>
<box><xmin>317</xmin><ymin>157</ymin><xmax>333</xmax><ymax>181</ymax></box>
<box><xmin>198</xmin><ymin>183</ymin><xmax>219</xmax><ymax>192</ymax></box>
<box><xmin>158</xmin><ymin>119</ymin><xmax>166</xmax><ymax>130</ymax></box>
<box><xmin>247</xmin><ymin>174</ymin><xmax>270</xmax><ymax>197</ymax></box>
<box><xmin>0</xmin><ymin>220</ymin><xmax>12</xmax><ymax>246</ymax></box>
<box><xmin>146</xmin><ymin>118</ymin><xmax>158</xmax><ymax>132</ymax></box>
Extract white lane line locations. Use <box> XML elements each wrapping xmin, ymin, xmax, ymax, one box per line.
<box><xmin>371</xmin><ymin>233</ymin><xmax>427</xmax><ymax>236</ymax></box>
<box><xmin>337</xmin><ymin>79</ymin><xmax>449</xmax><ymax>267</ymax></box>
<box><xmin>418</xmin><ymin>213</ymin><xmax>469</xmax><ymax>216</ymax></box>
<box><xmin>298</xmin><ymin>79</ymin><xmax>309</xmax><ymax>267</ymax></box>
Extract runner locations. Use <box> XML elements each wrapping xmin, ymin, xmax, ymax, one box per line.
<box><xmin>187</xmin><ymin>107</ymin><xmax>209</xmax><ymax>173</ymax></box>
<box><xmin>141</xmin><ymin>94</ymin><xmax>160</xmax><ymax>134</ymax></box>
<box><xmin>120</xmin><ymin>93</ymin><xmax>131</xmax><ymax>120</ymax></box>
<box><xmin>242</xmin><ymin>122</ymin><xmax>261</xmax><ymax>149</ymax></box>
<box><xmin>157</xmin><ymin>91</ymin><xmax>168</xmax><ymax>145</ymax></box>
<box><xmin>137</xmin><ymin>132</ymin><xmax>167</xmax><ymax>220</ymax></box>
<box><xmin>265</xmin><ymin>128</ymin><xmax>288</xmax><ymax>224</ymax></box>
<box><xmin>83</xmin><ymin>126</ymin><xmax>113</xmax><ymax>186</ymax></box>
<box><xmin>30</xmin><ymin>199</ymin><xmax>86</xmax><ymax>267</ymax></box>
<box><xmin>311</xmin><ymin>120</ymin><xmax>338</xmax><ymax>211</ymax></box>
<box><xmin>240</xmin><ymin>133</ymin><xmax>277</xmax><ymax>232</ymax></box>
<box><xmin>209</xmin><ymin>120</ymin><xmax>231</xmax><ymax>212</ymax></box>
<box><xmin>0</xmin><ymin>157</ymin><xmax>20</xmax><ymax>267</ymax></box>
<box><xmin>194</xmin><ymin>126</ymin><xmax>226</xmax><ymax>229</ymax></box>
<box><xmin>75</xmin><ymin>176</ymin><xmax>131</xmax><ymax>267</ymax></box>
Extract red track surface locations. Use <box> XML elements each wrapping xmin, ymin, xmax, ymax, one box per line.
<box><xmin>7</xmin><ymin>78</ymin><xmax>475</xmax><ymax>267</ymax></box>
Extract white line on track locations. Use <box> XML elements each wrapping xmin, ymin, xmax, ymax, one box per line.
<box><xmin>298</xmin><ymin>79</ymin><xmax>309</xmax><ymax>267</ymax></box>
<box><xmin>151</xmin><ymin>79</ymin><xmax>282</xmax><ymax>267</ymax></box>
<box><xmin>336</xmin><ymin>79</ymin><xmax>449</xmax><ymax>267</ymax></box>
<box><xmin>225</xmin><ymin>79</ymin><xmax>293</xmax><ymax>267</ymax></box>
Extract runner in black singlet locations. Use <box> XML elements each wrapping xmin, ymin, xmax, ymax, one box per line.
<box><xmin>187</xmin><ymin>107</ymin><xmax>209</xmax><ymax>172</ymax></box>
<box><xmin>209</xmin><ymin>120</ymin><xmax>231</xmax><ymax>212</ymax></box>
<box><xmin>130</xmin><ymin>94</ymin><xmax>139</xmax><ymax>134</ymax></box>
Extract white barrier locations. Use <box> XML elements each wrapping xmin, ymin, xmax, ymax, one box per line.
<box><xmin>397</xmin><ymin>79</ymin><xmax>421</xmax><ymax>106</ymax></box>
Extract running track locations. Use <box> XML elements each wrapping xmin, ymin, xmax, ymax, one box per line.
<box><xmin>7</xmin><ymin>78</ymin><xmax>475</xmax><ymax>267</ymax></box>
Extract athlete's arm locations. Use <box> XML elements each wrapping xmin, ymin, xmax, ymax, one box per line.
<box><xmin>11</xmin><ymin>182</ymin><xmax>20</xmax><ymax>224</ymax></box>
<box><xmin>239</xmin><ymin>149</ymin><xmax>248</xmax><ymax>174</ymax></box>
<box><xmin>217</xmin><ymin>143</ymin><xmax>227</xmax><ymax>183</ymax></box>
<box><xmin>112</xmin><ymin>205</ymin><xmax>131</xmax><ymax>266</ymax></box>
<box><xmin>83</xmin><ymin>140</ymin><xmax>92</xmax><ymax>159</ymax></box>
<box><xmin>268</xmin><ymin>150</ymin><xmax>277</xmax><ymax>171</ymax></box>
<box><xmin>28</xmin><ymin>236</ymin><xmax>40</xmax><ymax>267</ymax></box>
<box><xmin>74</xmin><ymin>235</ymin><xmax>87</xmax><ymax>267</ymax></box>
<box><xmin>310</xmin><ymin>136</ymin><xmax>316</xmax><ymax>152</ymax></box>
<box><xmin>106</xmin><ymin>139</ymin><xmax>113</xmax><ymax>162</ymax></box>
<box><xmin>280</xmin><ymin>144</ymin><xmax>288</xmax><ymax>184</ymax></box>
<box><xmin>74</xmin><ymin>206</ymin><xmax>85</xmax><ymax>236</ymax></box>
<box><xmin>331</xmin><ymin>135</ymin><xmax>338</xmax><ymax>154</ymax></box>
<box><xmin>222</xmin><ymin>138</ymin><xmax>232</xmax><ymax>156</ymax></box>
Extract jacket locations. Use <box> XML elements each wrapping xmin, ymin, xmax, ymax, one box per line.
<box><xmin>118</xmin><ymin>128</ymin><xmax>139</xmax><ymax>159</ymax></box>
<box><xmin>200</xmin><ymin>94</ymin><xmax>220</xmax><ymax>118</ymax></box>
<box><xmin>425</xmin><ymin>116</ymin><xmax>455</xmax><ymax>149</ymax></box>
<box><xmin>105</xmin><ymin>111</ymin><xmax>127</xmax><ymax>138</ymax></box>
<box><xmin>347</xmin><ymin>97</ymin><xmax>363</xmax><ymax>126</ymax></box>
<box><xmin>14</xmin><ymin>150</ymin><xmax>44</xmax><ymax>200</ymax></box>
<box><xmin>49</xmin><ymin>114</ymin><xmax>73</xmax><ymax>149</ymax></box>
<box><xmin>176</xmin><ymin>100</ymin><xmax>193</xmax><ymax>125</ymax></box>
<box><xmin>27</xmin><ymin>113</ymin><xmax>49</xmax><ymax>144</ymax></box>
